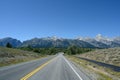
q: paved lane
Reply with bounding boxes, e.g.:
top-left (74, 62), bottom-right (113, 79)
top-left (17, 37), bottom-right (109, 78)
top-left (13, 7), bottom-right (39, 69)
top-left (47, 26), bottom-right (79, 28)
top-left (27, 53), bottom-right (91, 80)
top-left (0, 56), bottom-right (55, 80)
top-left (0, 53), bottom-right (92, 80)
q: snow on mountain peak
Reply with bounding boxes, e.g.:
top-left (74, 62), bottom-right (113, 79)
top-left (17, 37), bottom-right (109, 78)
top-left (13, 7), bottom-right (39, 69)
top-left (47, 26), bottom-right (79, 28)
top-left (95, 34), bottom-right (104, 41)
top-left (51, 36), bottom-right (58, 41)
top-left (114, 37), bottom-right (120, 41)
top-left (42, 36), bottom-right (63, 41)
top-left (76, 37), bottom-right (94, 41)
top-left (95, 34), bottom-right (113, 41)
top-left (77, 34), bottom-right (114, 42)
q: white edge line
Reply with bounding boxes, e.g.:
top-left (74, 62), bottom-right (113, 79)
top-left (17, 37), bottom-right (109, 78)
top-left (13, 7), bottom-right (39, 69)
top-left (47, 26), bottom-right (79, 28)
top-left (63, 56), bottom-right (83, 80)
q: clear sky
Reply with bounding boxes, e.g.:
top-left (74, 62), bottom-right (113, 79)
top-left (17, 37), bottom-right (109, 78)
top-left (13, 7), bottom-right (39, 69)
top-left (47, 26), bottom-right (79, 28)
top-left (0, 0), bottom-right (120, 41)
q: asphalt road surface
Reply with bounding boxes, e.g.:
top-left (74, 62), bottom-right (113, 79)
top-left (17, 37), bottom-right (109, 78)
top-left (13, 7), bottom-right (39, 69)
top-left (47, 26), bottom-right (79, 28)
top-left (0, 53), bottom-right (91, 80)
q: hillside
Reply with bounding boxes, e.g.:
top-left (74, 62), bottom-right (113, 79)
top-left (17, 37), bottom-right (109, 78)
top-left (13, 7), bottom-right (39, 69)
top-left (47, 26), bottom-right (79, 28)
top-left (79, 48), bottom-right (120, 66)
top-left (0, 37), bottom-right (22, 47)
top-left (0, 47), bottom-right (41, 67)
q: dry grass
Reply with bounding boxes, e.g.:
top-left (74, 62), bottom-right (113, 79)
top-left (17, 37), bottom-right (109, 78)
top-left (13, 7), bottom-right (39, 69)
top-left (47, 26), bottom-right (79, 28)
top-left (67, 55), bottom-right (120, 80)
top-left (0, 47), bottom-right (44, 67)
top-left (79, 48), bottom-right (120, 66)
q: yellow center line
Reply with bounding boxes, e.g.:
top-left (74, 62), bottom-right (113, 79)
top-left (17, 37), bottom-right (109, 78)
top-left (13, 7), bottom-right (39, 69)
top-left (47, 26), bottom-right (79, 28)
top-left (20, 57), bottom-right (56, 80)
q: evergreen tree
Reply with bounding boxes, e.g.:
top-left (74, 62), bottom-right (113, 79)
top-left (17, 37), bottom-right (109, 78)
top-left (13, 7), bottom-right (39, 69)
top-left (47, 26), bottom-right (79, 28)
top-left (6, 42), bottom-right (12, 48)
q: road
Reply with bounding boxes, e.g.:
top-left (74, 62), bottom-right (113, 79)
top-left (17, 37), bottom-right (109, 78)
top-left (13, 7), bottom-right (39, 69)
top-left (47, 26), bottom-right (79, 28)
top-left (0, 53), bottom-right (92, 80)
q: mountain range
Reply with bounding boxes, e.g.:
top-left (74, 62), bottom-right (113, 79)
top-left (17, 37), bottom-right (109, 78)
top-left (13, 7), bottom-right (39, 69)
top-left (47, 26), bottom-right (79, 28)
top-left (0, 34), bottom-right (120, 48)
top-left (0, 37), bottom-right (21, 47)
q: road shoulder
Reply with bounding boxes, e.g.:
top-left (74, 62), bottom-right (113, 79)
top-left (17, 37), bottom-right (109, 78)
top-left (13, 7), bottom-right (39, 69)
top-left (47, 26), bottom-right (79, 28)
top-left (66, 55), bottom-right (117, 80)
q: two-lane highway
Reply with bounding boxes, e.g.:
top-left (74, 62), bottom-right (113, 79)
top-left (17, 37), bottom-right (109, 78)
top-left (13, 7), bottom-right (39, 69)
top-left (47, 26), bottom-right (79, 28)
top-left (0, 56), bottom-right (55, 80)
top-left (0, 53), bottom-right (92, 80)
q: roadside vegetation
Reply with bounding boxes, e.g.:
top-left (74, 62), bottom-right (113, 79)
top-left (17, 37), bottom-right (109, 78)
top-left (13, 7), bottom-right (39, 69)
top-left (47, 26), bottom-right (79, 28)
top-left (1, 42), bottom-right (120, 80)
top-left (66, 47), bottom-right (120, 80)
top-left (0, 45), bottom-right (93, 67)
top-left (79, 48), bottom-right (120, 66)
top-left (67, 56), bottom-right (120, 80)
top-left (0, 43), bottom-right (93, 66)
top-left (1, 43), bottom-right (120, 80)
top-left (20, 45), bottom-right (93, 55)
top-left (0, 47), bottom-right (44, 67)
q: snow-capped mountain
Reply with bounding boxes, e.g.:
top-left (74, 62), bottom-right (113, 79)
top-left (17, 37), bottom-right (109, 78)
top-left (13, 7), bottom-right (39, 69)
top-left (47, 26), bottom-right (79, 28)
top-left (41, 36), bottom-right (64, 41)
top-left (95, 34), bottom-right (113, 45)
top-left (0, 37), bottom-right (22, 47)
top-left (95, 34), bottom-right (112, 41)
top-left (77, 34), bottom-right (120, 48)
top-left (1, 34), bottom-right (120, 48)
top-left (113, 37), bottom-right (120, 44)
top-left (22, 37), bottom-right (95, 48)
top-left (77, 36), bottom-right (109, 48)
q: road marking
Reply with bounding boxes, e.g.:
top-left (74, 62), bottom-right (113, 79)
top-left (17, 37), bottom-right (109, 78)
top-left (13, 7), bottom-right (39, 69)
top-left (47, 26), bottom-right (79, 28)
top-left (20, 58), bottom-right (55, 80)
top-left (63, 56), bottom-right (83, 80)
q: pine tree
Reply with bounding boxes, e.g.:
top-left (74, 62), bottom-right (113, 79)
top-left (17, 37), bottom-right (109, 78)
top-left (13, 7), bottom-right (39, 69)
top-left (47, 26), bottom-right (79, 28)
top-left (6, 42), bottom-right (12, 48)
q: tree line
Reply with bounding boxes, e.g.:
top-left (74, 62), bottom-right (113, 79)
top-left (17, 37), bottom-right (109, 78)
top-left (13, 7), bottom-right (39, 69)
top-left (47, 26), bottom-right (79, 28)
top-left (5, 42), bottom-right (92, 55)
top-left (20, 45), bottom-right (92, 55)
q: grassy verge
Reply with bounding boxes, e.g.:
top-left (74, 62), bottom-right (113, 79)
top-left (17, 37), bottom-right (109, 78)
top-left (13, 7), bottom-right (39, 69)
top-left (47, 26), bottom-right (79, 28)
top-left (66, 55), bottom-right (119, 80)
top-left (0, 56), bottom-right (46, 67)
top-left (0, 47), bottom-right (46, 67)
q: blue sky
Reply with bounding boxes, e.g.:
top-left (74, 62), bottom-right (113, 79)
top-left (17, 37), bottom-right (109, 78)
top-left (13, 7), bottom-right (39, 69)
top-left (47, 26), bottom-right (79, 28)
top-left (0, 0), bottom-right (120, 41)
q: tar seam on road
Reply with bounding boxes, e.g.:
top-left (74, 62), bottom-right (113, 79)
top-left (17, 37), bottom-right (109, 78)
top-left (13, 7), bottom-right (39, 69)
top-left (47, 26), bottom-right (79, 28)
top-left (63, 56), bottom-right (83, 80)
top-left (20, 57), bottom-right (56, 80)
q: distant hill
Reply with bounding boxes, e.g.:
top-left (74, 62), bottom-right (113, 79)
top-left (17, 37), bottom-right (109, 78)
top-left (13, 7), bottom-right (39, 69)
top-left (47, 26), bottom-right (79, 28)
top-left (0, 37), bottom-right (22, 47)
